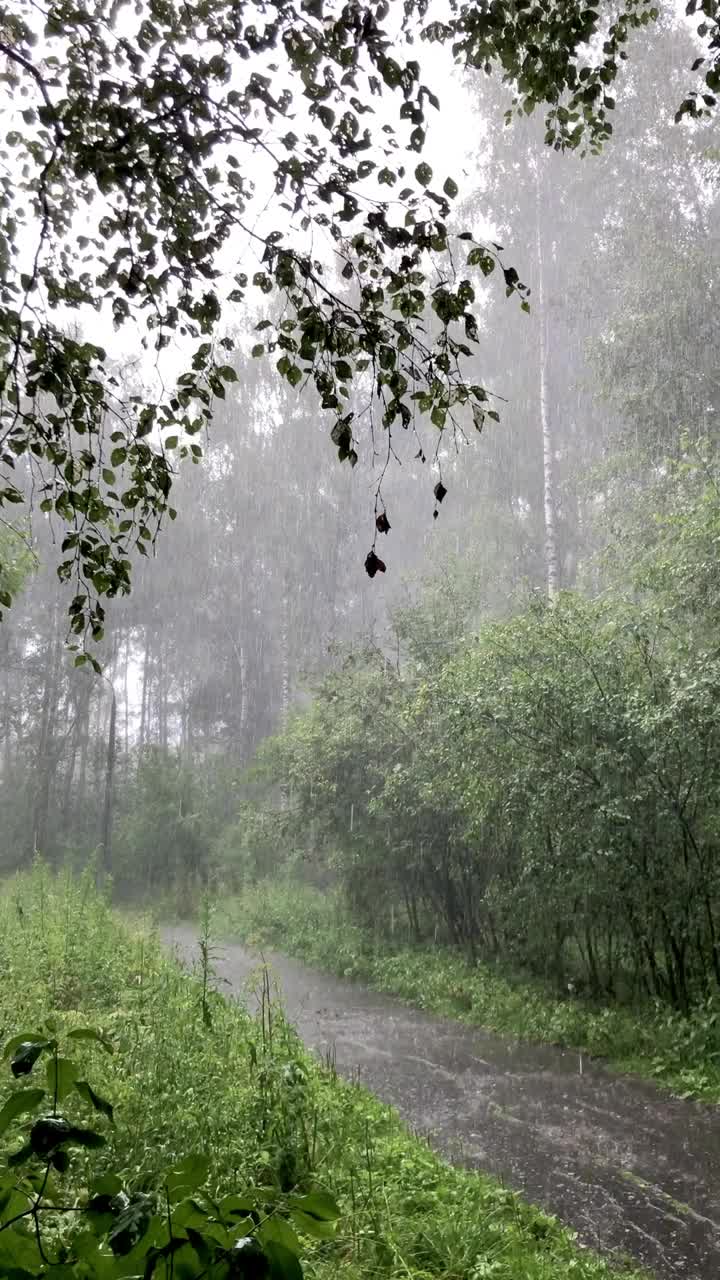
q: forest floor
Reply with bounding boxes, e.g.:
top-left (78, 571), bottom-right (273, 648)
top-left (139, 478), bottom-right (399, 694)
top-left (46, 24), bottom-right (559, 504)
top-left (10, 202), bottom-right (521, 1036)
top-left (215, 880), bottom-right (720, 1105)
top-left (0, 868), bottom-right (644, 1280)
top-left (165, 921), bottom-right (720, 1280)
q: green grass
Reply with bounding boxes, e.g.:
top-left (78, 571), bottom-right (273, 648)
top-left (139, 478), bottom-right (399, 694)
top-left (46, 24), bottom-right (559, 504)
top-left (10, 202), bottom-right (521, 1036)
top-left (0, 865), bottom-right (645, 1280)
top-left (217, 878), bottom-right (720, 1104)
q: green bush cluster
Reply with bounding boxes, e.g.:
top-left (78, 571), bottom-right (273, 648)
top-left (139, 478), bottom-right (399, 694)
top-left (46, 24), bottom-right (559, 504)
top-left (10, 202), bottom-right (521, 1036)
top-left (229, 454), bottom-right (720, 1030)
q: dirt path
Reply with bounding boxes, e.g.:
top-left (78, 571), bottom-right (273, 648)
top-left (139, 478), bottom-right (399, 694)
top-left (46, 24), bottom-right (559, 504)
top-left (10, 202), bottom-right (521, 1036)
top-left (163, 926), bottom-right (720, 1279)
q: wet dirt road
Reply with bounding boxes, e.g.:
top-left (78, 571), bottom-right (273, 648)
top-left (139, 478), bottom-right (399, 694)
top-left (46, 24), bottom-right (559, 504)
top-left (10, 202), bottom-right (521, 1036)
top-left (163, 926), bottom-right (720, 1279)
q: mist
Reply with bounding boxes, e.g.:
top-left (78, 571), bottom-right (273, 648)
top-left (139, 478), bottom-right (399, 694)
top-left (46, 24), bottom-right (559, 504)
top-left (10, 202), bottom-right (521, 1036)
top-left (1, 5), bottom-right (720, 1277)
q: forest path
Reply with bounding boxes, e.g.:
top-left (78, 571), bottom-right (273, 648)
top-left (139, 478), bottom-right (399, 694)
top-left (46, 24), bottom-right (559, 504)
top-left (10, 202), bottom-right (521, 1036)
top-left (163, 925), bottom-right (720, 1280)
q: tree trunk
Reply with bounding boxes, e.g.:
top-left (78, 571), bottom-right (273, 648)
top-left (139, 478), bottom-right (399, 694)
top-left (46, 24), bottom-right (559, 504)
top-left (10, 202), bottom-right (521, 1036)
top-left (98, 683), bottom-right (117, 886)
top-left (32, 616), bottom-right (62, 858)
top-left (534, 156), bottom-right (560, 599)
top-left (139, 627), bottom-right (150, 750)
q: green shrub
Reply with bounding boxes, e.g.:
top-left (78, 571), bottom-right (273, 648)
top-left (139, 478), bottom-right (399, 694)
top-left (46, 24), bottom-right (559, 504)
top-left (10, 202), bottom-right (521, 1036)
top-left (221, 879), bottom-right (720, 1103)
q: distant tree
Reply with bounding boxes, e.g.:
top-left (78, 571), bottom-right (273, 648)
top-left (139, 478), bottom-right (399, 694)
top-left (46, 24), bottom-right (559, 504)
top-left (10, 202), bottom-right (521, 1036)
top-left (0, 0), bottom-right (716, 642)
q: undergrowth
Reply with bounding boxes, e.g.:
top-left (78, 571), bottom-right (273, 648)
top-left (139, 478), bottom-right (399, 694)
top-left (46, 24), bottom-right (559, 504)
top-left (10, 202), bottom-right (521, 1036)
top-left (0, 865), bottom-right (645, 1280)
top-left (218, 879), bottom-right (720, 1104)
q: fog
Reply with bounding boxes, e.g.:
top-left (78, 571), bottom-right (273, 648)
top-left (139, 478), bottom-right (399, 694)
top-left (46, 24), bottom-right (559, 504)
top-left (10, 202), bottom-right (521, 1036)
top-left (0, 5), bottom-right (718, 999)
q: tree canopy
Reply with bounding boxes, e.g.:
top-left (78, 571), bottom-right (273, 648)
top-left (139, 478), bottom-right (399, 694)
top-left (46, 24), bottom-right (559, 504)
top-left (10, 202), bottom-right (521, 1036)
top-left (0, 0), bottom-right (717, 647)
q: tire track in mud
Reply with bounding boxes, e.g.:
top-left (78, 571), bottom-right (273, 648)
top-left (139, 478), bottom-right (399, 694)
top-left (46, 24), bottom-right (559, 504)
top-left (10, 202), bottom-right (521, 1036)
top-left (163, 926), bottom-right (720, 1279)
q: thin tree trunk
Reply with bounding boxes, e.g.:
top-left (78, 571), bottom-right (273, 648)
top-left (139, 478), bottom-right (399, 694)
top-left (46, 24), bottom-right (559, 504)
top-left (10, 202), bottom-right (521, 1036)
top-left (534, 156), bottom-right (560, 599)
top-left (158, 644), bottom-right (168, 750)
top-left (77, 683), bottom-right (91, 806)
top-left (123, 631), bottom-right (130, 756)
top-left (98, 684), bottom-right (117, 886)
top-left (32, 615), bottom-right (62, 858)
top-left (139, 627), bottom-right (150, 750)
top-left (280, 589), bottom-right (290, 729)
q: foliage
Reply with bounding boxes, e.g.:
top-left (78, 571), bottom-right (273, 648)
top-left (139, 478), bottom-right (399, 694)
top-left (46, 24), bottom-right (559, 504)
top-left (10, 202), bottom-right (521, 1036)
top-left (113, 748), bottom-right (222, 898)
top-left (0, 868), bottom-right (643, 1280)
top-left (0, 869), bottom-right (341, 1279)
top-left (0, 521), bottom-right (35, 613)
top-left (0, 2), bottom-right (718, 634)
top-left (224, 449), bottom-right (720, 1025)
top-left (223, 878), bottom-right (720, 1103)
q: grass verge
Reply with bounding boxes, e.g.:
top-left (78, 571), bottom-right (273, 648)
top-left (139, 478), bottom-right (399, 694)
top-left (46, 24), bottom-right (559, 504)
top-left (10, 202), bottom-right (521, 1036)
top-left (0, 865), bottom-right (645, 1280)
top-left (218, 878), bottom-right (720, 1104)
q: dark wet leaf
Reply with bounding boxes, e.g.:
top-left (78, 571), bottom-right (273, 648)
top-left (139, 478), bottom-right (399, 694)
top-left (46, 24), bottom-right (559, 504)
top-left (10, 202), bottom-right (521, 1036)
top-left (29, 1116), bottom-right (72, 1156)
top-left (108, 1192), bottom-right (153, 1256)
top-left (74, 1079), bottom-right (114, 1125)
top-left (364, 550), bottom-right (387, 578)
top-left (229, 1235), bottom-right (270, 1279)
top-left (10, 1042), bottom-right (51, 1078)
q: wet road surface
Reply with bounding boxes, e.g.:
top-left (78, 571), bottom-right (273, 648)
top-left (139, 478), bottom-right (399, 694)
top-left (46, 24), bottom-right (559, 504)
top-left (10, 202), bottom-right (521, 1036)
top-left (163, 926), bottom-right (720, 1279)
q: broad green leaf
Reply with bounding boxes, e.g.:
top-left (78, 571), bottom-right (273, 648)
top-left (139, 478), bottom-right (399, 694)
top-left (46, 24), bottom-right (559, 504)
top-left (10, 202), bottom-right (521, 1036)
top-left (165, 1153), bottom-right (211, 1202)
top-left (46, 1057), bottom-right (79, 1103)
top-left (265, 1238), bottom-right (303, 1280)
top-left (258, 1215), bottom-right (301, 1255)
top-left (0, 1088), bottom-right (45, 1136)
top-left (289, 1191), bottom-right (340, 1223)
top-left (67, 1027), bottom-right (114, 1054)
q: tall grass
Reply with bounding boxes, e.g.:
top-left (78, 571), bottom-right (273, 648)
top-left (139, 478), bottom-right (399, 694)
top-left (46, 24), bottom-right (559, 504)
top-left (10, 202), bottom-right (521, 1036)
top-left (0, 865), bottom-right (646, 1280)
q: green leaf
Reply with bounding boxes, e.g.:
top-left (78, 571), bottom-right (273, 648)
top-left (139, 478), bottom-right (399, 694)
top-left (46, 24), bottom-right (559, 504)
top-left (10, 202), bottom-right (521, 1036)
top-left (74, 1080), bottom-right (114, 1125)
top-left (3, 1033), bottom-right (45, 1061)
top-left (265, 1239), bottom-right (303, 1280)
top-left (289, 1190), bottom-right (340, 1239)
top-left (46, 1057), bottom-right (79, 1103)
top-left (0, 1088), bottom-right (45, 1136)
top-left (67, 1027), bottom-right (114, 1054)
top-left (165, 1153), bottom-right (211, 1203)
top-left (289, 1191), bottom-right (340, 1223)
top-left (414, 162), bottom-right (432, 187)
top-left (165, 436), bottom-right (179, 450)
top-left (110, 447), bottom-right (127, 467)
top-left (258, 1216), bottom-right (301, 1256)
top-left (443, 176), bottom-right (459, 198)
